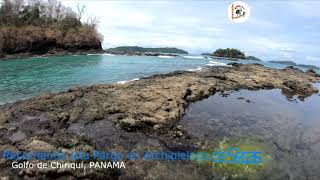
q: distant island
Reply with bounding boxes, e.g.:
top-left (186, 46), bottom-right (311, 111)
top-left (269, 60), bottom-right (320, 70)
top-left (0, 0), bottom-right (103, 60)
top-left (106, 46), bottom-right (188, 55)
top-left (213, 48), bottom-right (245, 59)
top-left (203, 48), bottom-right (260, 61)
top-left (269, 61), bottom-right (296, 66)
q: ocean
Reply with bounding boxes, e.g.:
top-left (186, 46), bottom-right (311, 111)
top-left (0, 54), bottom-right (318, 105)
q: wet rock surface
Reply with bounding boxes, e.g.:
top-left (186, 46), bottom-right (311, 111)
top-left (181, 88), bottom-right (320, 180)
top-left (0, 64), bottom-right (319, 179)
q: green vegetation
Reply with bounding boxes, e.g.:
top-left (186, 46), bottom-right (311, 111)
top-left (106, 46), bottom-right (188, 54)
top-left (213, 48), bottom-right (245, 59)
top-left (0, 0), bottom-right (103, 55)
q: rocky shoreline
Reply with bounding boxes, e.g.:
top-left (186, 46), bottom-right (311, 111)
top-left (0, 64), bottom-right (319, 179)
top-left (0, 49), bottom-right (104, 61)
top-left (0, 50), bottom-right (180, 61)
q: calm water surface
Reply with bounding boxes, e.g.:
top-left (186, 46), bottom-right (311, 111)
top-left (181, 85), bottom-right (320, 179)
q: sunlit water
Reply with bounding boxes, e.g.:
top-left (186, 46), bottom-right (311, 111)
top-left (0, 54), bottom-right (318, 104)
top-left (181, 84), bottom-right (320, 179)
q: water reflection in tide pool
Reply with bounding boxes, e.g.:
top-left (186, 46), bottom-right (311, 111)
top-left (181, 85), bottom-right (320, 179)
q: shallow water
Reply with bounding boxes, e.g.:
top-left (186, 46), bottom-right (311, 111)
top-left (0, 55), bottom-right (209, 104)
top-left (0, 54), bottom-right (318, 105)
top-left (181, 86), bottom-right (320, 179)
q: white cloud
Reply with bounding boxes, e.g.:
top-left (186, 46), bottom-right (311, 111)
top-left (248, 37), bottom-right (296, 52)
top-left (247, 18), bottom-right (279, 29)
top-left (305, 56), bottom-right (320, 65)
top-left (289, 1), bottom-right (320, 18)
top-left (279, 47), bottom-right (296, 52)
top-left (58, 0), bottom-right (320, 64)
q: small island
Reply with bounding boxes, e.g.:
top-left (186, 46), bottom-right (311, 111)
top-left (212, 48), bottom-right (246, 59)
top-left (106, 46), bottom-right (188, 56)
top-left (203, 48), bottom-right (261, 61)
top-left (269, 60), bottom-right (320, 70)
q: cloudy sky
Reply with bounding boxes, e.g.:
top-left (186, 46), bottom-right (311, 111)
top-left (63, 1), bottom-right (317, 65)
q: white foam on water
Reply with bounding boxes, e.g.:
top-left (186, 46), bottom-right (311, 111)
top-left (187, 66), bottom-right (203, 72)
top-left (183, 56), bottom-right (205, 59)
top-left (117, 78), bottom-right (140, 84)
top-left (102, 53), bottom-right (116, 56)
top-left (207, 60), bottom-right (230, 67)
top-left (158, 55), bottom-right (174, 58)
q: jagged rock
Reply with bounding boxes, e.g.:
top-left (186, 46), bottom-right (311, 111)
top-left (227, 62), bottom-right (242, 67)
top-left (9, 131), bottom-right (26, 143)
top-left (306, 69), bottom-right (320, 77)
top-left (0, 112), bottom-right (12, 124)
top-left (26, 140), bottom-right (56, 151)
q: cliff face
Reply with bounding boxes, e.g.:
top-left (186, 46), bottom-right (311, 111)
top-left (0, 26), bottom-right (102, 56)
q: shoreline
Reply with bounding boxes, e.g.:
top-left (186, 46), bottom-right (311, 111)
top-left (0, 64), bottom-right (320, 178)
top-left (0, 49), bottom-right (104, 61)
top-left (1, 64), bottom-right (319, 129)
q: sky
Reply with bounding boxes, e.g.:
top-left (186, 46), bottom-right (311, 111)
top-left (6, 0), bottom-right (320, 65)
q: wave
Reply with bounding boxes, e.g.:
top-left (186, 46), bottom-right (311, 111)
top-left (117, 78), bottom-right (140, 84)
top-left (158, 55), bottom-right (174, 58)
top-left (187, 66), bottom-right (202, 72)
top-left (207, 61), bottom-right (230, 67)
top-left (102, 53), bottom-right (116, 56)
top-left (183, 56), bottom-right (205, 59)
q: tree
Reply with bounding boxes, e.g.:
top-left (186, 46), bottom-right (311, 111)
top-left (213, 48), bottom-right (245, 59)
top-left (76, 4), bottom-right (85, 21)
top-left (59, 15), bottom-right (82, 31)
top-left (86, 16), bottom-right (98, 28)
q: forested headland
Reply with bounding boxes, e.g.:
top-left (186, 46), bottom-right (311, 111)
top-left (0, 0), bottom-right (103, 58)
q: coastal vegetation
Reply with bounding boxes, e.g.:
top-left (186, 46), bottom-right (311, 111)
top-left (212, 48), bottom-right (245, 59)
top-left (206, 48), bottom-right (260, 61)
top-left (106, 46), bottom-right (188, 54)
top-left (0, 0), bottom-right (103, 57)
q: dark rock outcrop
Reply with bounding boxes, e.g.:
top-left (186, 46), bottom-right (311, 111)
top-left (2, 38), bottom-right (102, 57)
top-left (306, 69), bottom-right (320, 77)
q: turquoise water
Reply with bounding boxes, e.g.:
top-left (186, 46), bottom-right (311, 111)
top-left (0, 54), bottom-right (317, 104)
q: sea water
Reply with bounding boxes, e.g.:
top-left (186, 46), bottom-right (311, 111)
top-left (181, 88), bottom-right (320, 178)
top-left (0, 54), bottom-right (318, 104)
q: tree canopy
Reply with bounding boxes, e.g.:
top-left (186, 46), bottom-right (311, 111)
top-left (213, 48), bottom-right (245, 59)
top-left (0, 0), bottom-right (96, 30)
